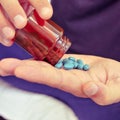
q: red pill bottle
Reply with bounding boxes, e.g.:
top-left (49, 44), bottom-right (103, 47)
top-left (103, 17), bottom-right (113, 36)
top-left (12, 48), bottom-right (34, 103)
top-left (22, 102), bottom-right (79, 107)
top-left (14, 10), bottom-right (71, 65)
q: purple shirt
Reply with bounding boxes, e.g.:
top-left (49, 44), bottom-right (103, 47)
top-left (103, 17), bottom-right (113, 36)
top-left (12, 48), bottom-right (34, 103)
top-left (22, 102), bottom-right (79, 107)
top-left (0, 0), bottom-right (120, 120)
top-left (51, 0), bottom-right (120, 61)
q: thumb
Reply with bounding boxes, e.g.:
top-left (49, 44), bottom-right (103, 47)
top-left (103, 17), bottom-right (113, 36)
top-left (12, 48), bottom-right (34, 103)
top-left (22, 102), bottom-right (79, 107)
top-left (82, 81), bottom-right (120, 105)
top-left (29, 0), bottom-right (53, 19)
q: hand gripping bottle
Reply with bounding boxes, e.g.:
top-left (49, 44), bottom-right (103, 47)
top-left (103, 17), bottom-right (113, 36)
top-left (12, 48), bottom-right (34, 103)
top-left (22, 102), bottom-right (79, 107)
top-left (14, 10), bottom-right (71, 65)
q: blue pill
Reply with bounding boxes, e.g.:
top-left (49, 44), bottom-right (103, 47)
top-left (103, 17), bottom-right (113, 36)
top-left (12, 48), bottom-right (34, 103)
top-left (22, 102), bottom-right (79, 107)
top-left (83, 64), bottom-right (90, 71)
top-left (77, 59), bottom-right (84, 64)
top-left (63, 63), bottom-right (74, 70)
top-left (55, 62), bottom-right (63, 69)
top-left (67, 59), bottom-right (75, 64)
top-left (68, 57), bottom-right (76, 62)
top-left (63, 58), bottom-right (69, 64)
top-left (77, 63), bottom-right (84, 70)
top-left (63, 58), bottom-right (75, 65)
top-left (58, 59), bottom-right (63, 63)
top-left (73, 62), bottom-right (78, 68)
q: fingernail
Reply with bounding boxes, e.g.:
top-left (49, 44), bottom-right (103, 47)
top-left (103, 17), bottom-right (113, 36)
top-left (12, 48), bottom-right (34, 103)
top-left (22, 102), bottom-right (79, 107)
top-left (1, 39), bottom-right (13, 46)
top-left (41, 7), bottom-right (51, 19)
top-left (2, 27), bottom-right (15, 39)
top-left (0, 69), bottom-right (11, 76)
top-left (84, 83), bottom-right (99, 96)
top-left (14, 15), bottom-right (27, 28)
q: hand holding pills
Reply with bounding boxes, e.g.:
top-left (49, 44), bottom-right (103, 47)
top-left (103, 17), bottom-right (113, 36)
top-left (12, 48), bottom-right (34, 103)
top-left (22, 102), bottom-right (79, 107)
top-left (0, 54), bottom-right (120, 106)
top-left (0, 0), bottom-right (53, 46)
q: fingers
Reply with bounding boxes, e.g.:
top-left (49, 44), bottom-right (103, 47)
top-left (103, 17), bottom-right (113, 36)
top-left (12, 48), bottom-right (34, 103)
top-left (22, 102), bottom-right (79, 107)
top-left (0, 0), bottom-right (52, 46)
top-left (0, 9), bottom-right (15, 46)
top-left (0, 0), bottom-right (27, 46)
top-left (82, 81), bottom-right (120, 105)
top-left (0, 58), bottom-right (89, 97)
top-left (0, 58), bottom-right (21, 75)
top-left (14, 60), bottom-right (87, 97)
top-left (0, 0), bottom-right (27, 29)
top-left (28, 0), bottom-right (53, 19)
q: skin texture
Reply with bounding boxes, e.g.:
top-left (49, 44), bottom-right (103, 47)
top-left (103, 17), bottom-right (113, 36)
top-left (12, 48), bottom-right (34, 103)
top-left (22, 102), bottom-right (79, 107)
top-left (0, 54), bottom-right (120, 106)
top-left (0, 0), bottom-right (53, 46)
top-left (0, 0), bottom-right (120, 106)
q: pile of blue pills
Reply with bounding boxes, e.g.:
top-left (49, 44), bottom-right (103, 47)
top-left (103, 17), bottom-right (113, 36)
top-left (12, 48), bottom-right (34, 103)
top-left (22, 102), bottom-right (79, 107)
top-left (55, 57), bottom-right (90, 71)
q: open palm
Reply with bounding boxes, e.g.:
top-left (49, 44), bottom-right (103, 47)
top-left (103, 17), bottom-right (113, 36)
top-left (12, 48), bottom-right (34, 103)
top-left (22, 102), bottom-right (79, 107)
top-left (0, 54), bottom-right (120, 105)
